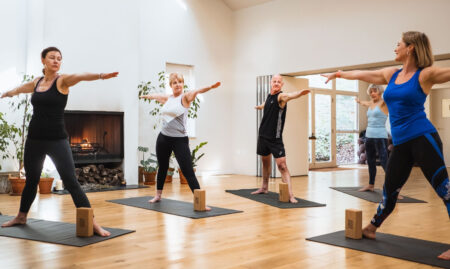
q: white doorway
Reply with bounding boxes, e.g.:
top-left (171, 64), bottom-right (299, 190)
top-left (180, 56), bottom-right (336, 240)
top-left (430, 85), bottom-right (450, 165)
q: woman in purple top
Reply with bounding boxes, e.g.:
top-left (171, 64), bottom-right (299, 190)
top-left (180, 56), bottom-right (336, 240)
top-left (323, 31), bottom-right (450, 260)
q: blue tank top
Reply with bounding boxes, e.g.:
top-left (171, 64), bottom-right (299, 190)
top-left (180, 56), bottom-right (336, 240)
top-left (366, 105), bottom-right (388, 139)
top-left (383, 68), bottom-right (436, 145)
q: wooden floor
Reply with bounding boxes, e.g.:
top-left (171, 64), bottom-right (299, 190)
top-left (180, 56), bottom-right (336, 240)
top-left (0, 166), bottom-right (449, 268)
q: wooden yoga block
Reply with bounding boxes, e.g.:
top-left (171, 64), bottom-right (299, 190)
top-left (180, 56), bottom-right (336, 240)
top-left (345, 209), bottom-right (362, 239)
top-left (194, 189), bottom-right (206, 211)
top-left (279, 182), bottom-right (290, 202)
top-left (76, 207), bottom-right (94, 237)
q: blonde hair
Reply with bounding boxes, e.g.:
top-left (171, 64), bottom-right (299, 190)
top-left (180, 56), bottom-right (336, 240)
top-left (169, 73), bottom-right (184, 86)
top-left (366, 84), bottom-right (384, 96)
top-left (402, 31), bottom-right (434, 68)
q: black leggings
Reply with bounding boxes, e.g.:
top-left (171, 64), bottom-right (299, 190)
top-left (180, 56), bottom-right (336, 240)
top-left (371, 133), bottom-right (450, 227)
top-left (365, 138), bottom-right (388, 185)
top-left (20, 138), bottom-right (90, 213)
top-left (156, 133), bottom-right (200, 192)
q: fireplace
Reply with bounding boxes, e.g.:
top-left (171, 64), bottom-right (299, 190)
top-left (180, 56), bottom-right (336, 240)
top-left (64, 110), bottom-right (124, 165)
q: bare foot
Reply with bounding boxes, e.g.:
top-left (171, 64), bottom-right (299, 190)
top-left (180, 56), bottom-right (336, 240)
top-left (93, 222), bottom-right (111, 237)
top-left (438, 249), bottom-right (450, 260)
top-left (289, 196), bottom-right (298, 203)
top-left (1, 216), bottom-right (27, 227)
top-left (358, 185), bottom-right (374, 192)
top-left (251, 188), bottom-right (268, 194)
top-left (149, 196), bottom-right (161, 203)
top-left (362, 223), bottom-right (377, 239)
top-left (205, 206), bottom-right (211, 211)
top-left (398, 195), bottom-right (404, 200)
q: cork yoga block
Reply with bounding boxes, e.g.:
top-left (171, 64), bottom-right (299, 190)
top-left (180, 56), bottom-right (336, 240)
top-left (279, 183), bottom-right (290, 202)
top-left (76, 207), bottom-right (94, 237)
top-left (345, 209), bottom-right (362, 239)
top-left (194, 189), bottom-right (206, 211)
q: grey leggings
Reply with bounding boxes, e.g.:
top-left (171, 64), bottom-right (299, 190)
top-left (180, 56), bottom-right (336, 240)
top-left (20, 138), bottom-right (90, 213)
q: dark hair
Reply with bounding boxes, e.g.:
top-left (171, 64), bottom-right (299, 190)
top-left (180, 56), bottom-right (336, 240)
top-left (41, 47), bottom-right (62, 74)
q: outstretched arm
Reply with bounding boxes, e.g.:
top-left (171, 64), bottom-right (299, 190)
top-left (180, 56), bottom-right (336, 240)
top-left (183, 82), bottom-right (221, 106)
top-left (139, 93), bottom-right (169, 104)
top-left (60, 72), bottom-right (119, 88)
top-left (279, 89), bottom-right (310, 107)
top-left (255, 102), bottom-right (265, 110)
top-left (356, 98), bottom-right (371, 107)
top-left (420, 66), bottom-right (450, 94)
top-left (321, 67), bottom-right (398, 85)
top-left (1, 79), bottom-right (38, 98)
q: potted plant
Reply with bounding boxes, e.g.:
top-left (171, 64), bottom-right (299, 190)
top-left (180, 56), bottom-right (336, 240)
top-left (141, 153), bottom-right (158, 185)
top-left (137, 146), bottom-right (149, 185)
top-left (3, 75), bottom-right (34, 195)
top-left (165, 153), bottom-right (176, 183)
top-left (178, 142), bottom-right (208, 184)
top-left (0, 112), bottom-right (19, 193)
top-left (38, 171), bottom-right (54, 194)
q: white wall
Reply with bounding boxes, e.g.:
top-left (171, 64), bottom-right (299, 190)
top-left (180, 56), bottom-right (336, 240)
top-left (138, 0), bottom-right (234, 176)
top-left (231, 0), bottom-right (450, 175)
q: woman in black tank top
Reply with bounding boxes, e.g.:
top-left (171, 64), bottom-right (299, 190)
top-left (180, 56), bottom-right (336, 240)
top-left (1, 47), bottom-right (118, 237)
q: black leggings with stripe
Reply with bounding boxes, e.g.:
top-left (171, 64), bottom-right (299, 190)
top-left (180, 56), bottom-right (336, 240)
top-left (371, 132), bottom-right (450, 227)
top-left (156, 133), bottom-right (200, 192)
top-left (20, 138), bottom-right (91, 213)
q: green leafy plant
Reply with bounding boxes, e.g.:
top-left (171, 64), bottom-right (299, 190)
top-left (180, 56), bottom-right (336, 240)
top-left (138, 146), bottom-right (149, 164)
top-left (140, 152), bottom-right (158, 173)
top-left (137, 71), bottom-right (201, 129)
top-left (0, 74), bottom-right (34, 175)
top-left (191, 141), bottom-right (207, 168)
top-left (0, 112), bottom-right (16, 170)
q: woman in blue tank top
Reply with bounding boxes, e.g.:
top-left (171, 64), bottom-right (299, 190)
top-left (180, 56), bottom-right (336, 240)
top-left (323, 31), bottom-right (450, 260)
top-left (356, 84), bottom-right (389, 192)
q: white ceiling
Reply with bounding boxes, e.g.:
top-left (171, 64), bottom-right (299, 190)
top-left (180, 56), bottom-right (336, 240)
top-left (222, 0), bottom-right (274, 11)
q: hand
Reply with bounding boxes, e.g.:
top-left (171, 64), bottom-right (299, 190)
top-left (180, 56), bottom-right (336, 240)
top-left (355, 98), bottom-right (361, 104)
top-left (321, 72), bottom-right (337, 84)
top-left (210, 82), bottom-right (221, 89)
top-left (1, 91), bottom-right (11, 98)
top-left (300, 89), bottom-right (311, 96)
top-left (101, 72), bottom-right (119, 80)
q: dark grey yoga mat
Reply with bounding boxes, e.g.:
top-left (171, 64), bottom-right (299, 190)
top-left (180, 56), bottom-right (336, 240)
top-left (0, 215), bottom-right (134, 247)
top-left (52, 184), bottom-right (148, 195)
top-left (225, 189), bottom-right (325, 208)
top-left (330, 187), bottom-right (426, 203)
top-left (107, 196), bottom-right (243, 219)
top-left (307, 230), bottom-right (450, 268)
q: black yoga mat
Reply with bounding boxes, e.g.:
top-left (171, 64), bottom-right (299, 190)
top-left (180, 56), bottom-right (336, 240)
top-left (0, 215), bottom-right (134, 247)
top-left (225, 189), bottom-right (325, 208)
top-left (107, 196), bottom-right (242, 219)
top-left (52, 184), bottom-right (148, 195)
top-left (307, 230), bottom-right (450, 268)
top-left (330, 187), bottom-right (426, 203)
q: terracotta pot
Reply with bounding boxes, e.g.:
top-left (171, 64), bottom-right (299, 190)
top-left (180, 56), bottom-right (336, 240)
top-left (38, 177), bottom-right (54, 194)
top-left (9, 176), bottom-right (26, 196)
top-left (138, 166), bottom-right (144, 185)
top-left (165, 168), bottom-right (174, 183)
top-left (178, 168), bottom-right (196, 184)
top-left (143, 171), bottom-right (156, 185)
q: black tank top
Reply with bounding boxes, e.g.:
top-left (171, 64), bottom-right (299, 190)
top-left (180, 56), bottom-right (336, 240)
top-left (28, 76), bottom-right (68, 140)
top-left (258, 92), bottom-right (286, 140)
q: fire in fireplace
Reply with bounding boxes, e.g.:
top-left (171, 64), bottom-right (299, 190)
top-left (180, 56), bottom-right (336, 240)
top-left (64, 111), bottom-right (124, 165)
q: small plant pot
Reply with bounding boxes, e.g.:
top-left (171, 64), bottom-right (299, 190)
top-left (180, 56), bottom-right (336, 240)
top-left (9, 176), bottom-right (26, 196)
top-left (165, 168), bottom-right (174, 183)
top-left (178, 168), bottom-right (196, 184)
top-left (138, 166), bottom-right (144, 185)
top-left (38, 177), bottom-right (54, 194)
top-left (143, 171), bottom-right (156, 185)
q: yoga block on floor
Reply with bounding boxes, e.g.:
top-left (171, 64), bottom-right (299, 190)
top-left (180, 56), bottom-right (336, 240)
top-left (279, 183), bottom-right (289, 202)
top-left (76, 207), bottom-right (93, 237)
top-left (345, 209), bottom-right (362, 239)
top-left (194, 189), bottom-right (206, 211)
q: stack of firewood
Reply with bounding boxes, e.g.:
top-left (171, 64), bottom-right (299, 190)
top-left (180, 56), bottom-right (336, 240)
top-left (75, 164), bottom-right (124, 186)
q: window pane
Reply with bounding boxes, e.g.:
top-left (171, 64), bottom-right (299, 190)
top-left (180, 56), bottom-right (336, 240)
top-left (315, 94), bottom-right (331, 162)
top-left (336, 78), bottom-right (358, 92)
top-left (336, 95), bottom-right (357, 131)
top-left (298, 75), bottom-right (332, 89)
top-left (337, 133), bottom-right (358, 164)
